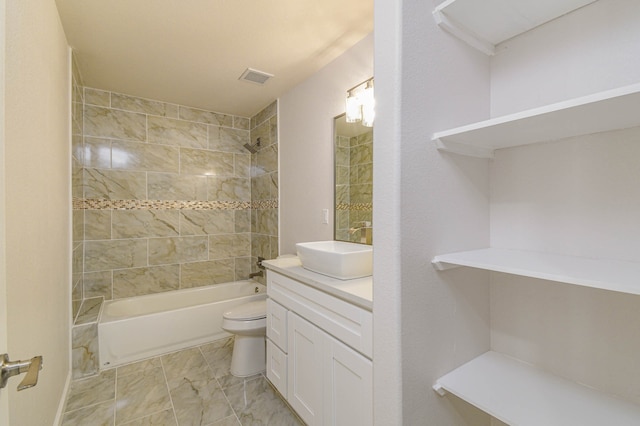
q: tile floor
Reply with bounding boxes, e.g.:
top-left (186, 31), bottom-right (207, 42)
top-left (61, 337), bottom-right (303, 426)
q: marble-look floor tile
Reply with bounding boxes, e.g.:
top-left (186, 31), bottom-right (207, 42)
top-left (115, 366), bottom-right (172, 424)
top-left (65, 369), bottom-right (115, 412)
top-left (208, 415), bottom-right (242, 426)
top-left (161, 347), bottom-right (210, 381)
top-left (118, 409), bottom-right (177, 425)
top-left (224, 376), bottom-right (303, 426)
top-left (62, 400), bottom-right (115, 426)
top-left (200, 337), bottom-right (234, 379)
top-left (168, 369), bottom-right (234, 426)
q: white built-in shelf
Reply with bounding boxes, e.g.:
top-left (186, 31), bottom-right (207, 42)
top-left (432, 247), bottom-right (640, 296)
top-left (432, 83), bottom-right (640, 158)
top-left (433, 0), bottom-right (597, 55)
top-left (433, 351), bottom-right (640, 425)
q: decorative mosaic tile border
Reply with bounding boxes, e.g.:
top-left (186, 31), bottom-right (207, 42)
top-left (336, 203), bottom-right (373, 211)
top-left (73, 198), bottom-right (278, 210)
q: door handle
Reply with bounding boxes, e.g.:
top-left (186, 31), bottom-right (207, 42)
top-left (0, 353), bottom-right (43, 391)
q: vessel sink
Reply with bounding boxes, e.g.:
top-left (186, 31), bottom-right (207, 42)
top-left (296, 241), bottom-right (373, 280)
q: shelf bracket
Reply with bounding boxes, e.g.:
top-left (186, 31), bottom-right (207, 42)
top-left (433, 382), bottom-right (447, 397)
top-left (432, 8), bottom-right (495, 56)
top-left (433, 139), bottom-right (494, 159)
top-left (432, 257), bottom-right (462, 271)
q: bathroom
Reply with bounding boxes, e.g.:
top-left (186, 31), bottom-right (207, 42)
top-left (4, 0), bottom-right (640, 425)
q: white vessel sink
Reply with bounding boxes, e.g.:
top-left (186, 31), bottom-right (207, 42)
top-left (296, 241), bottom-right (373, 280)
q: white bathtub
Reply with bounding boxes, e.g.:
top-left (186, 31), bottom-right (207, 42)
top-left (98, 280), bottom-right (266, 368)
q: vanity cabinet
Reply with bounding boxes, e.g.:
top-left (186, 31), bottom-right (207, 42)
top-left (265, 269), bottom-right (373, 426)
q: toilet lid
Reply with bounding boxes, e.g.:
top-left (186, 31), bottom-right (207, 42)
top-left (223, 299), bottom-right (266, 320)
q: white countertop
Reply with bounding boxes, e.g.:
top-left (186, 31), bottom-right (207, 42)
top-left (262, 256), bottom-right (373, 311)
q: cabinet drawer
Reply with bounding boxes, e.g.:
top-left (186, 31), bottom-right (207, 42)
top-left (266, 339), bottom-right (288, 398)
top-left (268, 271), bottom-right (373, 359)
top-left (266, 298), bottom-right (288, 352)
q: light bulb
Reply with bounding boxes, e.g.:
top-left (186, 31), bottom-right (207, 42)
top-left (345, 91), bottom-right (362, 123)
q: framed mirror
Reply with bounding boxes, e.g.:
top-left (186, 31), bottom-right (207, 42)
top-left (334, 113), bottom-right (373, 245)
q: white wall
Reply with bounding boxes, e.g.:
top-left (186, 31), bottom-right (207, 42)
top-left (489, 0), bottom-right (640, 407)
top-left (278, 33), bottom-right (373, 255)
top-left (374, 0), bottom-right (492, 424)
top-left (4, 0), bottom-right (71, 424)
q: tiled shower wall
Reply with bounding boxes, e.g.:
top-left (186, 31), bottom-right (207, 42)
top-left (71, 72), bottom-right (278, 377)
top-left (335, 130), bottom-right (373, 243)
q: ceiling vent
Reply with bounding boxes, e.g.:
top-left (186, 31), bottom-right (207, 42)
top-left (239, 68), bottom-right (274, 85)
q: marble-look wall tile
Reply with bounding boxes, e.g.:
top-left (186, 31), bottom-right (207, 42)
top-left (234, 210), bottom-right (251, 233)
top-left (350, 183), bottom-right (372, 203)
top-left (84, 169), bottom-right (147, 200)
top-left (72, 323), bottom-right (99, 379)
top-left (112, 141), bottom-right (180, 173)
top-left (233, 116), bottom-right (250, 130)
top-left (250, 122), bottom-right (270, 149)
top-left (84, 88), bottom-right (110, 107)
top-left (251, 101), bottom-right (277, 129)
top-left (72, 157), bottom-right (84, 199)
top-left (112, 210), bottom-right (179, 239)
top-left (270, 235), bottom-right (279, 259)
top-left (83, 137), bottom-right (112, 169)
top-left (75, 297), bottom-right (103, 325)
top-left (111, 93), bottom-right (178, 118)
top-left (84, 270), bottom-right (113, 300)
top-left (179, 106), bottom-right (232, 127)
top-left (73, 242), bottom-right (84, 277)
top-left (147, 116), bottom-right (207, 149)
top-left (209, 127), bottom-right (250, 153)
top-left (147, 173), bottom-right (207, 201)
top-left (180, 259), bottom-right (235, 288)
top-left (251, 234), bottom-right (271, 262)
top-left (234, 257), bottom-right (251, 280)
top-left (113, 265), bottom-right (180, 299)
top-left (251, 174), bottom-right (271, 201)
top-left (269, 114), bottom-right (278, 145)
top-left (350, 142), bottom-right (373, 166)
top-left (255, 209), bottom-right (278, 235)
top-left (148, 236), bottom-right (208, 265)
top-left (208, 177), bottom-right (250, 202)
top-left (336, 165), bottom-right (349, 185)
top-left (84, 105), bottom-right (146, 141)
top-left (85, 239), bottom-right (148, 272)
top-left (256, 144), bottom-right (278, 175)
top-left (209, 233), bottom-right (250, 259)
top-left (180, 148), bottom-right (234, 176)
top-left (84, 210), bottom-right (111, 240)
top-left (179, 210), bottom-right (235, 235)
top-left (234, 153), bottom-right (251, 178)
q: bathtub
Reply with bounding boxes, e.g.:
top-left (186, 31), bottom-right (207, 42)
top-left (98, 280), bottom-right (266, 368)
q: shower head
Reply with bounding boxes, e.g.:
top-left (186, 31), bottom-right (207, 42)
top-left (243, 137), bottom-right (261, 154)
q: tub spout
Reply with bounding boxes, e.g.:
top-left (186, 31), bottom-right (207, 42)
top-left (249, 270), bottom-right (264, 279)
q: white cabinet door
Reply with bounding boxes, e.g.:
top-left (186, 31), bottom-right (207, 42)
top-left (266, 339), bottom-right (288, 398)
top-left (324, 335), bottom-right (373, 426)
top-left (287, 312), bottom-right (325, 426)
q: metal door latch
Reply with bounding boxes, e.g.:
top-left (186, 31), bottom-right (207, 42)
top-left (0, 353), bottom-right (43, 391)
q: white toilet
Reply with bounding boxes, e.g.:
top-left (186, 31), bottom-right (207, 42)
top-left (221, 298), bottom-right (267, 377)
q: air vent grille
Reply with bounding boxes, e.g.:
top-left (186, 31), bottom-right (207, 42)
top-left (239, 68), bottom-right (273, 85)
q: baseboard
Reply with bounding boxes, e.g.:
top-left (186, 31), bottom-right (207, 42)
top-left (52, 370), bottom-right (71, 426)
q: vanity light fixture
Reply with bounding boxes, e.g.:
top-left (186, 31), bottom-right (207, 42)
top-left (345, 77), bottom-right (374, 126)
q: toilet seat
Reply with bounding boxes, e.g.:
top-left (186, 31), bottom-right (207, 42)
top-left (223, 299), bottom-right (266, 321)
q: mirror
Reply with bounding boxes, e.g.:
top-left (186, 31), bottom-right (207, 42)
top-left (334, 114), bottom-right (373, 245)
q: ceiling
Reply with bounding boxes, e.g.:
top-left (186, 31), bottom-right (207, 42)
top-left (55, 0), bottom-right (373, 118)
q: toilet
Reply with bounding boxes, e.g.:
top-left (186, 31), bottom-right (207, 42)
top-left (221, 298), bottom-right (267, 377)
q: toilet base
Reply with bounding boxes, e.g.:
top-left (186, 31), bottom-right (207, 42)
top-left (230, 335), bottom-right (266, 377)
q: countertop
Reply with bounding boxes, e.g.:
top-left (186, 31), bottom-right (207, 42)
top-left (262, 256), bottom-right (373, 311)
